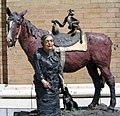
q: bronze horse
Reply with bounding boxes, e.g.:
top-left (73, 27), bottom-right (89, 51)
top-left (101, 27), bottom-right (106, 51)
top-left (6, 8), bottom-right (116, 110)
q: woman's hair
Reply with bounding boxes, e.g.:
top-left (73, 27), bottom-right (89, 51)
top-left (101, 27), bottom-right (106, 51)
top-left (41, 34), bottom-right (53, 46)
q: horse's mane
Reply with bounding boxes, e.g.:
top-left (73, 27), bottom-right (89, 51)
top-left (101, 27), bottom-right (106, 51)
top-left (25, 19), bottom-right (49, 39)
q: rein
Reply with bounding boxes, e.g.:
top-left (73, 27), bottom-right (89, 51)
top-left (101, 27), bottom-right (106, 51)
top-left (16, 24), bottom-right (22, 39)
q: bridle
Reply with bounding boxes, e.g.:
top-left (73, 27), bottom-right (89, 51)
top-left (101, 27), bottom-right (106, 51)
top-left (16, 24), bottom-right (22, 39)
top-left (6, 8), bottom-right (28, 47)
top-left (7, 18), bottom-right (23, 46)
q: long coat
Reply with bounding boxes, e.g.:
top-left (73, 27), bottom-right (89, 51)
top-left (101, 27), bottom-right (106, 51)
top-left (33, 48), bottom-right (63, 116)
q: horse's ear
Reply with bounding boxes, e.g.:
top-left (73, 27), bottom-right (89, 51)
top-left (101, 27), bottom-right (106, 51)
top-left (6, 7), bottom-right (12, 16)
top-left (20, 10), bottom-right (27, 17)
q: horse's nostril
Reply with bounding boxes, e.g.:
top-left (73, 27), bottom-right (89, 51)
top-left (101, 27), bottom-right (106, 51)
top-left (6, 37), bottom-right (10, 42)
top-left (6, 37), bottom-right (14, 47)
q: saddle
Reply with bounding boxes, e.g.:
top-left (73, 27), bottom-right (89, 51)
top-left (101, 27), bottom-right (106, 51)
top-left (53, 32), bottom-right (87, 52)
top-left (52, 32), bottom-right (80, 47)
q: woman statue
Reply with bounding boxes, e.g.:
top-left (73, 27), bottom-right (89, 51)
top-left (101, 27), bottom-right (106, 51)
top-left (33, 34), bottom-right (64, 116)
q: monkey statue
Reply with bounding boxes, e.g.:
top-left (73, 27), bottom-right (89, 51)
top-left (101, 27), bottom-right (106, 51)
top-left (52, 9), bottom-right (83, 43)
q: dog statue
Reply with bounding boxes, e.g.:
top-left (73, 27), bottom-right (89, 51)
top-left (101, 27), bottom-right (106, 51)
top-left (62, 86), bottom-right (79, 111)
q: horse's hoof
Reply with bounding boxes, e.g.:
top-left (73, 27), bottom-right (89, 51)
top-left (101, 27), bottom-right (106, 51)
top-left (71, 33), bottom-right (76, 36)
top-left (107, 106), bottom-right (114, 113)
top-left (88, 103), bottom-right (95, 109)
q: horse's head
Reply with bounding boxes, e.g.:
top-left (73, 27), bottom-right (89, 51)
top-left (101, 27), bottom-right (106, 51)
top-left (6, 7), bottom-right (27, 47)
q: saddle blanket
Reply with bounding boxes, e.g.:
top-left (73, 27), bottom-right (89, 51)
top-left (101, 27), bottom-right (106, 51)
top-left (53, 32), bottom-right (87, 52)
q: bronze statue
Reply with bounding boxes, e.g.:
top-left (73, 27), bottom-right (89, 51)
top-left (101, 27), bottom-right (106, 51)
top-left (33, 34), bottom-right (63, 116)
top-left (62, 86), bottom-right (79, 111)
top-left (52, 9), bottom-right (83, 43)
top-left (6, 8), bottom-right (116, 112)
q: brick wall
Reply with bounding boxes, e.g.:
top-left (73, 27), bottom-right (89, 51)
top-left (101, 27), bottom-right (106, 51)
top-left (0, 0), bottom-right (119, 84)
top-left (0, 0), bottom-right (7, 84)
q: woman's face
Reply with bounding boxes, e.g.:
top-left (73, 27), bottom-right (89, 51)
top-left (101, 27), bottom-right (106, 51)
top-left (43, 36), bottom-right (54, 52)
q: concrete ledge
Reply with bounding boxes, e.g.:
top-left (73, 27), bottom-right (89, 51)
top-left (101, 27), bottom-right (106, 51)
top-left (0, 83), bottom-right (120, 98)
top-left (67, 83), bottom-right (120, 97)
top-left (0, 83), bottom-right (120, 109)
top-left (0, 84), bottom-right (34, 98)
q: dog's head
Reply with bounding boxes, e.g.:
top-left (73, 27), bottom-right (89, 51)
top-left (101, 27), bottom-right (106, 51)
top-left (62, 87), bottom-right (69, 95)
top-left (65, 87), bottom-right (69, 92)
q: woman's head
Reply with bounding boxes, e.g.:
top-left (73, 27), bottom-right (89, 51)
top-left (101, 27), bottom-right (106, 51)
top-left (41, 34), bottom-right (54, 52)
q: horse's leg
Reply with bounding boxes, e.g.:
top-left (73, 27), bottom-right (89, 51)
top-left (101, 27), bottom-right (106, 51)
top-left (86, 61), bottom-right (103, 108)
top-left (100, 67), bottom-right (116, 110)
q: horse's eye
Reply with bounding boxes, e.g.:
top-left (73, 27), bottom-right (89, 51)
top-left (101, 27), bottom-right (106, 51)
top-left (15, 20), bottom-right (21, 26)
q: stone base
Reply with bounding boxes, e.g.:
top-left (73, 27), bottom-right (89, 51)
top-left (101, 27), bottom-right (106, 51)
top-left (14, 111), bottom-right (37, 116)
top-left (61, 104), bottom-right (120, 116)
top-left (13, 104), bottom-right (120, 116)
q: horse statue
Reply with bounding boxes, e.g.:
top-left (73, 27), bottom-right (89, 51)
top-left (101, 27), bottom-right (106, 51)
top-left (6, 8), bottom-right (116, 111)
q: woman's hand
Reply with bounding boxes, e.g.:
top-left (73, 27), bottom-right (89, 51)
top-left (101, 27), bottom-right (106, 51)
top-left (41, 79), bottom-right (51, 89)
